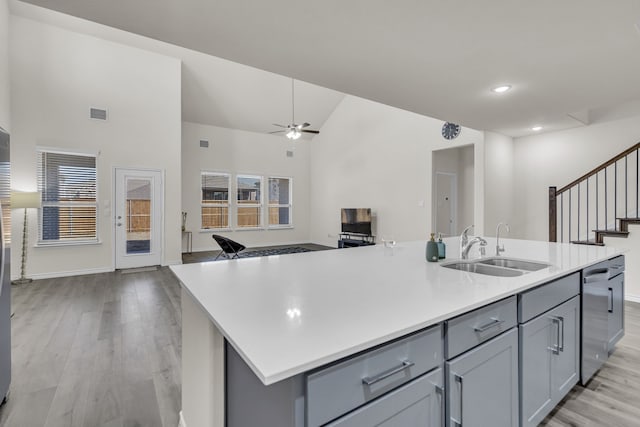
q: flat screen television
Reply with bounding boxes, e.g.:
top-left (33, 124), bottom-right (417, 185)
top-left (341, 208), bottom-right (372, 236)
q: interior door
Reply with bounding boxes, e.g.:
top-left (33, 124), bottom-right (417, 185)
top-left (435, 172), bottom-right (456, 236)
top-left (115, 168), bottom-right (163, 269)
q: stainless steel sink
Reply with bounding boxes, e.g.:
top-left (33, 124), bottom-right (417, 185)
top-left (441, 261), bottom-right (525, 277)
top-left (476, 257), bottom-right (550, 272)
top-left (441, 257), bottom-right (551, 277)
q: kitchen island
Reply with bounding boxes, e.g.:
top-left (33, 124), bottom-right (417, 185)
top-left (170, 238), bottom-right (624, 427)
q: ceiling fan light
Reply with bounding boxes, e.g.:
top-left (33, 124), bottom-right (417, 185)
top-left (286, 128), bottom-right (302, 140)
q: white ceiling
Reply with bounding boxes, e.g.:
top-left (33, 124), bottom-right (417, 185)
top-left (11, 1), bottom-right (346, 138)
top-left (14, 0), bottom-right (640, 137)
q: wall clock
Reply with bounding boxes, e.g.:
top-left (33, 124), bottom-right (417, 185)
top-left (442, 122), bottom-right (461, 140)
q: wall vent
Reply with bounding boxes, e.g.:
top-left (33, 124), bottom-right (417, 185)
top-left (90, 108), bottom-right (107, 120)
top-left (286, 150), bottom-right (294, 158)
top-left (200, 140), bottom-right (209, 148)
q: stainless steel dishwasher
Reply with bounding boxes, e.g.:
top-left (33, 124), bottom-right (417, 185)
top-left (581, 260), bottom-right (610, 385)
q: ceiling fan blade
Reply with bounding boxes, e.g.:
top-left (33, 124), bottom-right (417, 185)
top-left (269, 130), bottom-right (285, 134)
top-left (301, 130), bottom-right (320, 134)
top-left (301, 122), bottom-right (311, 128)
top-left (272, 123), bottom-right (287, 128)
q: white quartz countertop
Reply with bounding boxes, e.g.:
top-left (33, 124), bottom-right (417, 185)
top-left (170, 238), bottom-right (623, 385)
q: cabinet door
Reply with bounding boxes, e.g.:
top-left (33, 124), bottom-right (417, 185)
top-left (519, 314), bottom-right (554, 427)
top-left (551, 296), bottom-right (580, 399)
top-left (608, 274), bottom-right (624, 352)
top-left (520, 296), bottom-right (580, 427)
top-left (446, 328), bottom-right (519, 427)
top-left (326, 368), bottom-right (444, 427)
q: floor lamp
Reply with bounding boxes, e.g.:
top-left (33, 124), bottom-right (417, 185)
top-left (11, 191), bottom-right (41, 285)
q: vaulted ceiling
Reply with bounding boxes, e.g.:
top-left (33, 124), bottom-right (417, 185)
top-left (15, 0), bottom-right (640, 137)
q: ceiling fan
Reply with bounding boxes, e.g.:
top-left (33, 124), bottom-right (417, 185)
top-left (270, 79), bottom-right (320, 140)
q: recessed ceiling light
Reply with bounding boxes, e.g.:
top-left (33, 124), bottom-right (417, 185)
top-left (492, 85), bottom-right (512, 93)
top-left (531, 126), bottom-right (542, 131)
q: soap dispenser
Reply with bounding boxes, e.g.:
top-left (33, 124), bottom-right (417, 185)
top-left (437, 233), bottom-right (446, 259)
top-left (426, 233), bottom-right (439, 262)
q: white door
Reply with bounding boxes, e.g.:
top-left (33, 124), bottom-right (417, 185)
top-left (115, 168), bottom-right (163, 269)
top-left (435, 172), bottom-right (457, 236)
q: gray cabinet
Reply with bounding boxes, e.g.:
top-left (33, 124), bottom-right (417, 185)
top-left (608, 272), bottom-right (624, 352)
top-left (520, 295), bottom-right (580, 427)
top-left (446, 328), bottom-right (519, 427)
top-left (326, 368), bottom-right (444, 427)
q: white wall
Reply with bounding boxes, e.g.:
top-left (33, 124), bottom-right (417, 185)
top-left (10, 15), bottom-right (182, 278)
top-left (513, 115), bottom-right (640, 241)
top-left (484, 131), bottom-right (515, 236)
top-left (309, 95), bottom-right (484, 247)
top-left (0, 0), bottom-right (9, 130)
top-left (182, 121), bottom-right (311, 252)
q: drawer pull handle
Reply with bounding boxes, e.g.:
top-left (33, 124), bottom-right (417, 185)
top-left (473, 317), bottom-right (504, 333)
top-left (362, 360), bottom-right (414, 386)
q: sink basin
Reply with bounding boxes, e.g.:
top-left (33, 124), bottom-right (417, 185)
top-left (476, 257), bottom-right (550, 272)
top-left (441, 262), bottom-right (525, 277)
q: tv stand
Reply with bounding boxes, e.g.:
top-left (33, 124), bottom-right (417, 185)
top-left (338, 233), bottom-right (375, 248)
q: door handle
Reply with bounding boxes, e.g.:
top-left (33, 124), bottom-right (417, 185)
top-left (451, 373), bottom-right (463, 427)
top-left (548, 317), bottom-right (561, 354)
top-left (117, 222), bottom-right (123, 227)
top-left (608, 287), bottom-right (614, 313)
top-left (435, 384), bottom-right (445, 427)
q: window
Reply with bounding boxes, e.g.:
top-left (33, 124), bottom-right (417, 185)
top-left (268, 177), bottom-right (292, 227)
top-left (37, 150), bottom-right (98, 243)
top-left (237, 175), bottom-right (262, 228)
top-left (201, 172), bottom-right (230, 229)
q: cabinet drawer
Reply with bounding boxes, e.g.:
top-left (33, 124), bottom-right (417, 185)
top-left (446, 296), bottom-right (517, 359)
top-left (325, 368), bottom-right (443, 427)
top-left (518, 272), bottom-right (580, 323)
top-left (609, 255), bottom-right (625, 277)
top-left (306, 324), bottom-right (442, 427)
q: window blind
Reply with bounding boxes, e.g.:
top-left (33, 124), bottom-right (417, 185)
top-left (37, 151), bottom-right (98, 242)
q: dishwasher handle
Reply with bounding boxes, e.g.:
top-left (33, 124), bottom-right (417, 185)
top-left (583, 269), bottom-right (610, 283)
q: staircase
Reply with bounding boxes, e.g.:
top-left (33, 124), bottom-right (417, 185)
top-left (549, 142), bottom-right (640, 245)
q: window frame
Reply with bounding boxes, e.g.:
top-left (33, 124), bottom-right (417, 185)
top-left (235, 174), bottom-right (264, 230)
top-left (200, 171), bottom-right (231, 232)
top-left (36, 147), bottom-right (99, 246)
top-left (267, 176), bottom-right (293, 229)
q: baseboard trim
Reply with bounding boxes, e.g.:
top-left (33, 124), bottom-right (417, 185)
top-left (22, 266), bottom-right (114, 280)
top-left (178, 410), bottom-right (186, 427)
top-left (625, 294), bottom-right (640, 303)
top-left (163, 259), bottom-right (183, 266)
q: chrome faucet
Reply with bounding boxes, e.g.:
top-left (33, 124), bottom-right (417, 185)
top-left (460, 225), bottom-right (474, 258)
top-left (496, 222), bottom-right (510, 256)
top-left (462, 236), bottom-right (488, 259)
top-left (460, 225), bottom-right (488, 259)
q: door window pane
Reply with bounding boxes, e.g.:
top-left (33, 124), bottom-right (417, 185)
top-left (126, 178), bottom-right (151, 254)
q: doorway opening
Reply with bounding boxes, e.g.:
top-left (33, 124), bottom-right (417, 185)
top-left (432, 145), bottom-right (474, 237)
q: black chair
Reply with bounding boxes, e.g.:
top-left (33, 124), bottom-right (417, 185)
top-left (212, 234), bottom-right (246, 260)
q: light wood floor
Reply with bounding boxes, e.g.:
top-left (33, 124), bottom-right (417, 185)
top-left (0, 267), bottom-right (181, 427)
top-left (0, 267), bottom-right (638, 426)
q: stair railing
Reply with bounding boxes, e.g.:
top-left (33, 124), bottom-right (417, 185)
top-left (549, 142), bottom-right (640, 243)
